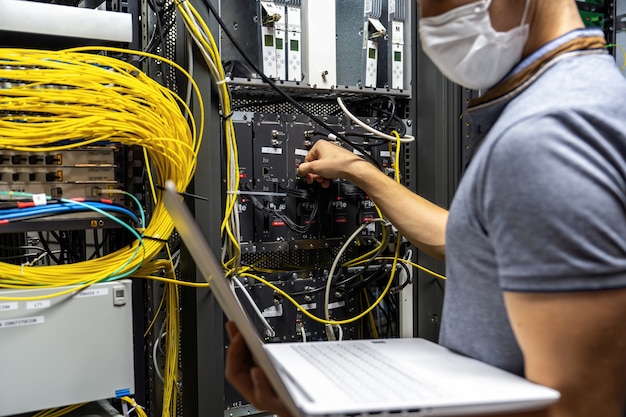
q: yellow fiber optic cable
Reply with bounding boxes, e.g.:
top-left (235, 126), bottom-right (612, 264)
top-left (175, 1), bottom-right (242, 270)
top-left (0, 47), bottom-right (202, 295)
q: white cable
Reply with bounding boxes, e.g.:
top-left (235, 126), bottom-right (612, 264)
top-left (337, 97), bottom-right (415, 143)
top-left (122, 400), bottom-right (130, 417)
top-left (171, 249), bottom-right (181, 272)
top-left (233, 277), bottom-right (276, 338)
top-left (180, 3), bottom-right (241, 267)
top-left (153, 332), bottom-right (166, 383)
top-left (300, 324), bottom-right (307, 343)
top-left (336, 324), bottom-right (343, 341)
top-left (324, 218), bottom-right (389, 321)
top-left (179, 3), bottom-right (224, 99)
top-left (156, 320), bottom-right (167, 356)
top-left (184, 30), bottom-right (194, 121)
top-left (20, 250), bottom-right (60, 267)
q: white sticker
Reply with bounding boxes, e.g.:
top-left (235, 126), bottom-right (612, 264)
top-left (328, 301), bottom-right (346, 310)
top-left (27, 300), bottom-right (51, 310)
top-left (261, 147), bottom-right (283, 155)
top-left (261, 304), bottom-right (283, 318)
top-left (298, 303), bottom-right (317, 311)
top-left (0, 302), bottom-right (18, 311)
top-left (380, 150), bottom-right (391, 157)
top-left (32, 193), bottom-right (47, 206)
top-left (0, 315), bottom-right (44, 329)
top-left (76, 288), bottom-right (109, 298)
top-left (294, 148), bottom-right (309, 156)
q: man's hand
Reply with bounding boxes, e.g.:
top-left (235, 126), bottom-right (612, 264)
top-left (225, 321), bottom-right (295, 417)
top-left (297, 139), bottom-right (372, 188)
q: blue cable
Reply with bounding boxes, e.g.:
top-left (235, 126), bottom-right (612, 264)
top-left (0, 202), bottom-right (140, 224)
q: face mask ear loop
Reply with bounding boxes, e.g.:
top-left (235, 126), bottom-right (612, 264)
top-left (520, 0), bottom-right (531, 25)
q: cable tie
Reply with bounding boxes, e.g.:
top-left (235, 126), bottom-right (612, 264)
top-left (215, 77), bottom-right (231, 85)
top-left (227, 190), bottom-right (288, 197)
top-left (156, 184), bottom-right (209, 201)
top-left (32, 193), bottom-right (47, 206)
top-left (142, 235), bottom-right (169, 243)
top-left (220, 111), bottom-right (234, 121)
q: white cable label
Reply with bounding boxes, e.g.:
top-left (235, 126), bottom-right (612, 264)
top-left (0, 302), bottom-right (18, 311)
top-left (32, 193), bottom-right (47, 206)
top-left (27, 300), bottom-right (51, 310)
top-left (0, 315), bottom-right (44, 329)
top-left (76, 288), bottom-right (109, 298)
top-left (261, 147), bottom-right (283, 155)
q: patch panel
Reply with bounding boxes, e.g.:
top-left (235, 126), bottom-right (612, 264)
top-left (236, 112), bottom-right (403, 250)
top-left (0, 147), bottom-right (121, 200)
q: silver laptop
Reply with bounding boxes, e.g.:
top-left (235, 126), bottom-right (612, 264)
top-left (162, 180), bottom-right (559, 417)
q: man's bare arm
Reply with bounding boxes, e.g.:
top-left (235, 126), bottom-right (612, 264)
top-left (297, 140), bottom-right (448, 260)
top-left (501, 287), bottom-right (626, 417)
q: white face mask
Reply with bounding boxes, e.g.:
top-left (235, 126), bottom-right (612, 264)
top-left (419, 0), bottom-right (531, 90)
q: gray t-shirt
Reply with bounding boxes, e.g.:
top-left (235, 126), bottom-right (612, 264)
top-left (442, 41), bottom-right (626, 379)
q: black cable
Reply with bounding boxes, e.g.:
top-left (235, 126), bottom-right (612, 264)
top-left (49, 231), bottom-right (76, 264)
top-left (345, 264), bottom-right (389, 294)
top-left (368, 95), bottom-right (397, 133)
top-left (243, 183), bottom-right (318, 235)
top-left (89, 229), bottom-right (101, 260)
top-left (365, 286), bottom-right (392, 337)
top-left (333, 95), bottom-right (407, 139)
top-left (200, 0), bottom-right (381, 169)
top-left (38, 231), bottom-right (61, 265)
top-left (140, 0), bottom-right (177, 68)
top-left (391, 261), bottom-right (412, 293)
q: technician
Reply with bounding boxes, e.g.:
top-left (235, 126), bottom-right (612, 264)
top-left (226, 0), bottom-right (626, 416)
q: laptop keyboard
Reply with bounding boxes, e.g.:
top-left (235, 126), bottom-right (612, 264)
top-left (289, 342), bottom-right (445, 403)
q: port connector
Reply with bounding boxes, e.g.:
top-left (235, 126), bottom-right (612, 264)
top-left (28, 155), bottom-right (43, 165)
top-left (11, 155), bottom-right (26, 165)
top-left (45, 154), bottom-right (62, 165)
top-left (45, 171), bottom-right (63, 182)
top-left (50, 187), bottom-right (62, 198)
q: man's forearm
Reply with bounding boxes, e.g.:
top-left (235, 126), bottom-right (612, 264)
top-left (349, 162), bottom-right (448, 260)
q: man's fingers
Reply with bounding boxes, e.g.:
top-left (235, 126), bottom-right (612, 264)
top-left (224, 322), bottom-right (294, 417)
top-left (225, 331), bottom-right (255, 395)
top-left (225, 320), bottom-right (238, 341)
top-left (250, 368), bottom-right (294, 417)
top-left (297, 161), bottom-right (312, 176)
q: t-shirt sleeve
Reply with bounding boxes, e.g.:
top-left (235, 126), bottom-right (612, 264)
top-left (482, 112), bottom-right (626, 292)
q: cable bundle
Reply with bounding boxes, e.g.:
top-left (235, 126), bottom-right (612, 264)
top-left (175, 1), bottom-right (242, 272)
top-left (0, 47), bottom-right (203, 293)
